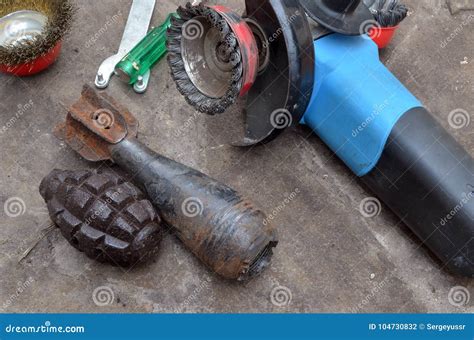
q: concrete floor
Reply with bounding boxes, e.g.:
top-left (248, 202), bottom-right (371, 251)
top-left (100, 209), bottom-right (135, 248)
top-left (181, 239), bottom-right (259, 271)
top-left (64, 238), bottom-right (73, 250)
top-left (0, 0), bottom-right (473, 313)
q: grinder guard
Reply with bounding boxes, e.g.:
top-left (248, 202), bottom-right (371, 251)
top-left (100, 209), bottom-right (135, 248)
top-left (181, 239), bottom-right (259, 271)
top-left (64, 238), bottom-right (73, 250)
top-left (239, 0), bottom-right (315, 145)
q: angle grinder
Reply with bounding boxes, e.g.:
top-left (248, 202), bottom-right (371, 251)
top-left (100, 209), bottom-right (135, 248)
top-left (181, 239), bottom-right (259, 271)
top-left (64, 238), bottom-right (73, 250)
top-left (167, 0), bottom-right (474, 277)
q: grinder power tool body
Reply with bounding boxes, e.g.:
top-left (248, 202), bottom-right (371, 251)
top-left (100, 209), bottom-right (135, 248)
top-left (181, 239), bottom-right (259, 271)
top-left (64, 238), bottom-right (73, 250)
top-left (167, 0), bottom-right (474, 277)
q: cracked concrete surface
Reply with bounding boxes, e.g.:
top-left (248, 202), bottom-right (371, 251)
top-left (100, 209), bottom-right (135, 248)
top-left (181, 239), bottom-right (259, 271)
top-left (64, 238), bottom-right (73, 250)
top-left (0, 0), bottom-right (473, 313)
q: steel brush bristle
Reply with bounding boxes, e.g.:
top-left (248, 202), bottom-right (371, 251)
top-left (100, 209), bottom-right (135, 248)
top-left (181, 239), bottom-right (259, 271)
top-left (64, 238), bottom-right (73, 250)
top-left (166, 2), bottom-right (244, 115)
top-left (370, 0), bottom-right (408, 27)
top-left (0, 0), bottom-right (75, 66)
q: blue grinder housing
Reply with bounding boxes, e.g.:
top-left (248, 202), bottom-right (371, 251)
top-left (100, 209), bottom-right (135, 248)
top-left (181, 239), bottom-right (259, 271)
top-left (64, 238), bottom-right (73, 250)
top-left (301, 34), bottom-right (474, 277)
top-left (302, 34), bottom-right (421, 176)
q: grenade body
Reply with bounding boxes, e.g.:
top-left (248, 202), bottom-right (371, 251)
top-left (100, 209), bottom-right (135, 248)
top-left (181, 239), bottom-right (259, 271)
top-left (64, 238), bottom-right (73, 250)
top-left (40, 169), bottom-right (163, 267)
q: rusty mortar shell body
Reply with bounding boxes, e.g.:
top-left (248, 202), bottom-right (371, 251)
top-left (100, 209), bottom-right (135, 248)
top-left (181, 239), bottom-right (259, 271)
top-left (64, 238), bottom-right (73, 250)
top-left (109, 139), bottom-right (278, 281)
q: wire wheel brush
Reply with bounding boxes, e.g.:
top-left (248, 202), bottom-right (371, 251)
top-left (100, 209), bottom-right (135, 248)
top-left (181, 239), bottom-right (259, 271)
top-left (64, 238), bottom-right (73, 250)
top-left (366, 0), bottom-right (408, 27)
top-left (167, 0), bottom-right (315, 145)
top-left (0, 0), bottom-right (75, 75)
top-left (167, 2), bottom-right (258, 115)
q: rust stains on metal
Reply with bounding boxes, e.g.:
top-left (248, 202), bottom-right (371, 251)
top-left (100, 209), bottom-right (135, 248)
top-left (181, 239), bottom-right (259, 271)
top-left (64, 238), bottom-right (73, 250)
top-left (39, 169), bottom-right (164, 267)
top-left (55, 84), bottom-right (138, 161)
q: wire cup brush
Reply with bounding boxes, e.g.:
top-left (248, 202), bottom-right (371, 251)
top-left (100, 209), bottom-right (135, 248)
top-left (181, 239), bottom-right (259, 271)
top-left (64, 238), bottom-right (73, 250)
top-left (167, 3), bottom-right (258, 115)
top-left (367, 0), bottom-right (408, 27)
top-left (167, 1), bottom-right (314, 145)
top-left (0, 0), bottom-right (74, 75)
top-left (361, 0), bottom-right (408, 48)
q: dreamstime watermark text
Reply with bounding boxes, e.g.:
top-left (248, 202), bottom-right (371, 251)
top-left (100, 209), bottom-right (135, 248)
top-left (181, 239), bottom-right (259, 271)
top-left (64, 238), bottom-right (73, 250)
top-left (263, 188), bottom-right (300, 226)
top-left (352, 99), bottom-right (390, 138)
top-left (2, 277), bottom-right (35, 310)
top-left (440, 14), bottom-right (474, 48)
top-left (0, 100), bottom-right (34, 134)
top-left (438, 191), bottom-right (474, 227)
top-left (5, 321), bottom-right (85, 334)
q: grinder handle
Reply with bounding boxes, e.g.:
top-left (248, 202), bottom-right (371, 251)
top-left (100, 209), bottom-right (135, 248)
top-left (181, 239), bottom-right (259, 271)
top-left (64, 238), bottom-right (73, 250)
top-left (109, 138), bottom-right (277, 280)
top-left (361, 107), bottom-right (474, 277)
top-left (305, 102), bottom-right (474, 276)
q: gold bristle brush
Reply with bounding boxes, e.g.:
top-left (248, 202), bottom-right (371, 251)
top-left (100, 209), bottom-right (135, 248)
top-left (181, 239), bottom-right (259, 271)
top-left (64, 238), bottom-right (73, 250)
top-left (0, 0), bottom-right (74, 73)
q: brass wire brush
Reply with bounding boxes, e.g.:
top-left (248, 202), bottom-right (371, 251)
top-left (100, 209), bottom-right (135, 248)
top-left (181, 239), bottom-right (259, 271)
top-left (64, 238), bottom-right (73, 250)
top-left (0, 0), bottom-right (74, 68)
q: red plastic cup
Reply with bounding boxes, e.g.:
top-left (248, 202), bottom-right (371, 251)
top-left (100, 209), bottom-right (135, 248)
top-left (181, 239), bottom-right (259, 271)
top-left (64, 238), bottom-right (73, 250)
top-left (0, 41), bottom-right (62, 76)
top-left (369, 26), bottom-right (399, 49)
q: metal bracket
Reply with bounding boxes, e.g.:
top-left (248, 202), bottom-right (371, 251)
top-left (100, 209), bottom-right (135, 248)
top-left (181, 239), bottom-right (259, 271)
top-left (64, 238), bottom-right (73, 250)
top-left (55, 85), bottom-right (139, 162)
top-left (95, 0), bottom-right (156, 94)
